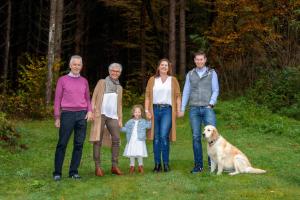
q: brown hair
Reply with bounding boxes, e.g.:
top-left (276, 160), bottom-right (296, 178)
top-left (194, 51), bottom-right (207, 58)
top-left (154, 58), bottom-right (172, 77)
top-left (131, 104), bottom-right (145, 119)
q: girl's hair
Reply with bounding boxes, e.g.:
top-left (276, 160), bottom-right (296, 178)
top-left (131, 104), bottom-right (145, 118)
top-left (154, 58), bottom-right (172, 77)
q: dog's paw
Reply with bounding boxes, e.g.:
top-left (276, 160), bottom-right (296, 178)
top-left (229, 172), bottom-right (239, 176)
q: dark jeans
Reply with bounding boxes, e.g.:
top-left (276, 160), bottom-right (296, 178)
top-left (189, 106), bottom-right (216, 168)
top-left (53, 110), bottom-right (87, 176)
top-left (153, 104), bottom-right (172, 165)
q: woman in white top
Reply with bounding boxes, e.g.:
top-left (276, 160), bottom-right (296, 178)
top-left (145, 58), bottom-right (182, 173)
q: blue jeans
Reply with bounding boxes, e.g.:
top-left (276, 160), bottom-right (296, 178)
top-left (189, 106), bottom-right (216, 168)
top-left (53, 110), bottom-right (87, 176)
top-left (153, 105), bottom-right (172, 165)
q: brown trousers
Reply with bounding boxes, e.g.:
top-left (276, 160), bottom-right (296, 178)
top-left (93, 115), bottom-right (120, 168)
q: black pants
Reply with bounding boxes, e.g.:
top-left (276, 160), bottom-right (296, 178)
top-left (53, 110), bottom-right (87, 176)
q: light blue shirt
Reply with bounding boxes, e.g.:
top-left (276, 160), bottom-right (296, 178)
top-left (181, 66), bottom-right (219, 112)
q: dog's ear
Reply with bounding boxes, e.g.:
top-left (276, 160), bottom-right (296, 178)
top-left (211, 127), bottom-right (218, 140)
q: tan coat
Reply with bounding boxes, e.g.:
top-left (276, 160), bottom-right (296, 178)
top-left (89, 79), bottom-right (123, 142)
top-left (145, 76), bottom-right (181, 142)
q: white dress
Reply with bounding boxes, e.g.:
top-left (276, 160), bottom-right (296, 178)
top-left (123, 120), bottom-right (148, 157)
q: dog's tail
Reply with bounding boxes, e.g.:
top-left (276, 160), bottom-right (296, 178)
top-left (246, 167), bottom-right (266, 174)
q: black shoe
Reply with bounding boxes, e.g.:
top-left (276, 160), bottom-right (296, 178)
top-left (153, 164), bottom-right (162, 173)
top-left (53, 175), bottom-right (61, 181)
top-left (163, 164), bottom-right (170, 172)
top-left (69, 174), bottom-right (81, 179)
top-left (190, 166), bottom-right (203, 174)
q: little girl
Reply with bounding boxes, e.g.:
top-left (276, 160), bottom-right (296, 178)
top-left (121, 104), bottom-right (151, 174)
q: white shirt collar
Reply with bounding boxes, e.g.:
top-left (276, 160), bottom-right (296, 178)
top-left (68, 72), bottom-right (80, 78)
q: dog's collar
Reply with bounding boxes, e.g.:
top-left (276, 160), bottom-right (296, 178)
top-left (208, 136), bottom-right (220, 147)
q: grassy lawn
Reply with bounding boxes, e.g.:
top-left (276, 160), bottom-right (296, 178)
top-left (1, 99), bottom-right (300, 200)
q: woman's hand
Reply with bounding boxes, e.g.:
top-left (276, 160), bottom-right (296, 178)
top-left (146, 112), bottom-right (152, 119)
top-left (177, 111), bottom-right (184, 118)
top-left (118, 119), bottom-right (123, 128)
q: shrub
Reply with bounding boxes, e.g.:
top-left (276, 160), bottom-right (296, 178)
top-left (123, 88), bottom-right (145, 107)
top-left (0, 54), bottom-right (61, 119)
top-left (0, 112), bottom-right (27, 151)
top-left (247, 67), bottom-right (300, 119)
top-left (218, 98), bottom-right (299, 139)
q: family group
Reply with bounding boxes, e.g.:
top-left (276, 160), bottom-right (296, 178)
top-left (52, 51), bottom-right (219, 181)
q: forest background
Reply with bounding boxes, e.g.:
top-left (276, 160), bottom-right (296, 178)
top-left (0, 0), bottom-right (299, 150)
top-left (0, 1), bottom-right (300, 199)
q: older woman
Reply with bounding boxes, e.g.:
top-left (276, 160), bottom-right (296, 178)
top-left (53, 55), bottom-right (93, 181)
top-left (145, 58), bottom-right (181, 172)
top-left (89, 63), bottom-right (123, 176)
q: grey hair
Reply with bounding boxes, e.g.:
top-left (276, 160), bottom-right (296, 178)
top-left (108, 63), bottom-right (122, 72)
top-left (69, 55), bottom-right (83, 66)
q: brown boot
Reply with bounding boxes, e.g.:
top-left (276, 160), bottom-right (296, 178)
top-left (138, 165), bottom-right (144, 174)
top-left (111, 166), bottom-right (123, 175)
top-left (129, 166), bottom-right (135, 174)
top-left (95, 167), bottom-right (104, 177)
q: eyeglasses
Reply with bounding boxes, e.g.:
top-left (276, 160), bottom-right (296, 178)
top-left (110, 70), bottom-right (121, 73)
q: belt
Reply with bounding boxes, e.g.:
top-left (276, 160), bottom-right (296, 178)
top-left (153, 104), bottom-right (171, 108)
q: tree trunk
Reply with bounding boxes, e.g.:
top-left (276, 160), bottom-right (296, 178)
top-left (36, 0), bottom-right (43, 54)
top-left (179, 0), bottom-right (186, 79)
top-left (54, 0), bottom-right (64, 61)
top-left (46, 0), bottom-right (57, 105)
top-left (26, 0), bottom-right (32, 52)
top-left (169, 0), bottom-right (176, 74)
top-left (3, 0), bottom-right (11, 94)
top-left (140, 0), bottom-right (146, 88)
top-left (75, 0), bottom-right (82, 54)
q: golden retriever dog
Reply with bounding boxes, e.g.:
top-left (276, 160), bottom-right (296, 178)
top-left (203, 125), bottom-right (266, 175)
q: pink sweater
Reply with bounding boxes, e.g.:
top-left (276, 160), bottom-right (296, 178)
top-left (54, 75), bottom-right (92, 119)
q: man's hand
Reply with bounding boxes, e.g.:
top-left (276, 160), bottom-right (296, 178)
top-left (177, 111), bottom-right (184, 118)
top-left (55, 119), bottom-right (60, 128)
top-left (85, 111), bottom-right (93, 121)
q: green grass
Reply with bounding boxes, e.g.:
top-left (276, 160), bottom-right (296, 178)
top-left (1, 99), bottom-right (300, 200)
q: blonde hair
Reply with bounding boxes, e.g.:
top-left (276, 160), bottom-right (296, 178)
top-left (131, 104), bottom-right (145, 119)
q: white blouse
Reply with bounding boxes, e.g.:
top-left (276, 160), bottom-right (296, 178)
top-left (153, 76), bottom-right (172, 105)
top-left (101, 93), bottom-right (118, 119)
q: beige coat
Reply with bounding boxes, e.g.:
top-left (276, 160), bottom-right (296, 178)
top-left (89, 79), bottom-right (123, 142)
top-left (145, 76), bottom-right (181, 142)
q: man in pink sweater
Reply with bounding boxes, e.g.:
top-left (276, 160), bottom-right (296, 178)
top-left (53, 55), bottom-right (93, 181)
